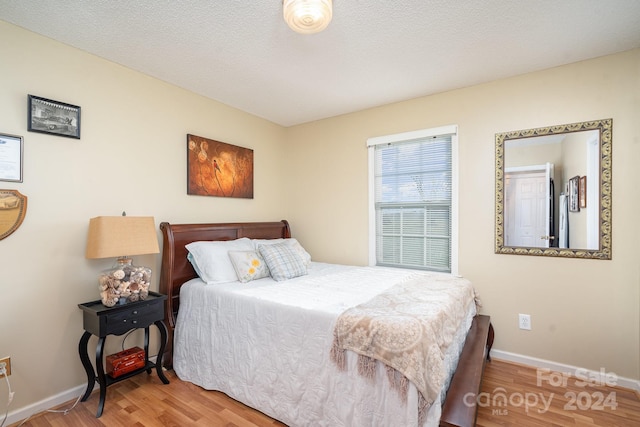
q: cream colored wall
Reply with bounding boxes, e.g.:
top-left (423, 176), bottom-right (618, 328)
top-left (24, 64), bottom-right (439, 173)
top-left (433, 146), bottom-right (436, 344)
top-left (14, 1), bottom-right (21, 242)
top-left (0, 21), bottom-right (287, 414)
top-left (505, 142), bottom-right (562, 168)
top-left (285, 50), bottom-right (640, 381)
top-left (1, 18), bottom-right (639, 420)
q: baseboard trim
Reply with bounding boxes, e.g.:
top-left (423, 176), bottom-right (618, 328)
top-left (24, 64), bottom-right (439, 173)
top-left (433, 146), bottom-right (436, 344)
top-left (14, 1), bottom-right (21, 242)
top-left (4, 384), bottom-right (86, 426)
top-left (4, 355), bottom-right (159, 425)
top-left (491, 349), bottom-right (640, 392)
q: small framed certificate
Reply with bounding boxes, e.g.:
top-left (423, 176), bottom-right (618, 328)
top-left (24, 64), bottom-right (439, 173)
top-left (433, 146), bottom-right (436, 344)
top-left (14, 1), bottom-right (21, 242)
top-left (0, 133), bottom-right (24, 183)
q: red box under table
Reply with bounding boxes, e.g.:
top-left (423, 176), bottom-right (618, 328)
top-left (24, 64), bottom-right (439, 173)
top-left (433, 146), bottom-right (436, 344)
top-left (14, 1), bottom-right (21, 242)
top-left (105, 347), bottom-right (146, 378)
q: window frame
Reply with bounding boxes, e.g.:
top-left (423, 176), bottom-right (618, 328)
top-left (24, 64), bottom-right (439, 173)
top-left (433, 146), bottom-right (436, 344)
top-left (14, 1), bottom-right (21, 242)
top-left (367, 124), bottom-right (459, 275)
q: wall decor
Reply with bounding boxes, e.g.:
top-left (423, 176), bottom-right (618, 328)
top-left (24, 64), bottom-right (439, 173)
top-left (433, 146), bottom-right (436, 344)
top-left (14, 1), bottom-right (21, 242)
top-left (28, 95), bottom-right (81, 139)
top-left (0, 133), bottom-right (23, 182)
top-left (495, 118), bottom-right (612, 259)
top-left (569, 175), bottom-right (580, 212)
top-left (579, 176), bottom-right (587, 208)
top-left (187, 134), bottom-right (254, 198)
top-left (0, 189), bottom-right (27, 240)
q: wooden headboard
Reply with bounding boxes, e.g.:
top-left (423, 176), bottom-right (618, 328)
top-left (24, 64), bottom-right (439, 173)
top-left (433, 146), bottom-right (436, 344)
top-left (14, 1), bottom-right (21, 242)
top-left (158, 220), bottom-right (291, 367)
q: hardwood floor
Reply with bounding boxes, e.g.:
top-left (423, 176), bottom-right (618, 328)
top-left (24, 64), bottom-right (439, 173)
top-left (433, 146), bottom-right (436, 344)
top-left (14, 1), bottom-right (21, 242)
top-left (475, 359), bottom-right (640, 427)
top-left (9, 359), bottom-right (640, 426)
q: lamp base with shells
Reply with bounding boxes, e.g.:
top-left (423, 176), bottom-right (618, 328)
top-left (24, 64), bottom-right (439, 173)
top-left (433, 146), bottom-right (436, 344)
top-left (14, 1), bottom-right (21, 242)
top-left (98, 257), bottom-right (151, 307)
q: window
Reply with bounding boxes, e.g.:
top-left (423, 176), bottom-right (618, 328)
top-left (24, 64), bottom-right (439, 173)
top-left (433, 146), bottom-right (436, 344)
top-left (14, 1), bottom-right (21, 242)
top-left (368, 125), bottom-right (458, 274)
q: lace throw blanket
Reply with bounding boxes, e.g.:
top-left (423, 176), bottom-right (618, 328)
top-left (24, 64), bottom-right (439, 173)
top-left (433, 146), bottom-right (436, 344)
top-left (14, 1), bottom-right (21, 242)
top-left (330, 272), bottom-right (477, 424)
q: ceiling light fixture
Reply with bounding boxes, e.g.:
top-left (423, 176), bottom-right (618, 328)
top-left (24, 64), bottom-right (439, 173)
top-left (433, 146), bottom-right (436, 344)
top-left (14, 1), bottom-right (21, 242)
top-left (283, 0), bottom-right (333, 34)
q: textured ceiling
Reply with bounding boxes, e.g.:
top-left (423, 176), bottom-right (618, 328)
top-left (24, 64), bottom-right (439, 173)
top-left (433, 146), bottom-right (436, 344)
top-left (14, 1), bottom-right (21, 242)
top-left (1, 0), bottom-right (639, 127)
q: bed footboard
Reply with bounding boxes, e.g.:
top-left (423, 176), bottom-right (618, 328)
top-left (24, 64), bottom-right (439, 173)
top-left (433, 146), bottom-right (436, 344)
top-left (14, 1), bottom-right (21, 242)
top-left (440, 314), bottom-right (494, 427)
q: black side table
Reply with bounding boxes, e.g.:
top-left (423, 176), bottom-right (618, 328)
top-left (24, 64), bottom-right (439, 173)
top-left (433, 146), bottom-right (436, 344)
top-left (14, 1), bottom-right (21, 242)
top-left (78, 291), bottom-right (170, 417)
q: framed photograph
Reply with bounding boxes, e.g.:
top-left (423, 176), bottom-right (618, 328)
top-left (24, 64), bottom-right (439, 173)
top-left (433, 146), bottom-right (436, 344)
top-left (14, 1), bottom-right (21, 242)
top-left (187, 134), bottom-right (254, 199)
top-left (569, 175), bottom-right (580, 212)
top-left (28, 95), bottom-right (81, 139)
top-left (0, 133), bottom-right (24, 182)
top-left (579, 176), bottom-right (587, 209)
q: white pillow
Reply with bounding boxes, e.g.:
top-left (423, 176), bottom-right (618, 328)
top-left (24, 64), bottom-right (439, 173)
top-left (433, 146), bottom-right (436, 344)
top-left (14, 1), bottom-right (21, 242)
top-left (228, 250), bottom-right (270, 283)
top-left (185, 238), bottom-right (254, 284)
top-left (252, 238), bottom-right (311, 266)
top-left (258, 241), bottom-right (307, 281)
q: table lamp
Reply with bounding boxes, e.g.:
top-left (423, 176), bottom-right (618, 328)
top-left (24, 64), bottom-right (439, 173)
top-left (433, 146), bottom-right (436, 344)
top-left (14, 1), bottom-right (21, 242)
top-left (85, 214), bottom-right (160, 307)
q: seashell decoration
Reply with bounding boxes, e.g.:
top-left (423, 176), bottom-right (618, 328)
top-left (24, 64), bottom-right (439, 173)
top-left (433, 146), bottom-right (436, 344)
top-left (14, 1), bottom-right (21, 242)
top-left (98, 261), bottom-right (151, 307)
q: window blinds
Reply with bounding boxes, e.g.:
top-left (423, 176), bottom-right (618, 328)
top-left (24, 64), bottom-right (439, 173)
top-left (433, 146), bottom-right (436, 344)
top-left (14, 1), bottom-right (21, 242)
top-left (373, 134), bottom-right (452, 272)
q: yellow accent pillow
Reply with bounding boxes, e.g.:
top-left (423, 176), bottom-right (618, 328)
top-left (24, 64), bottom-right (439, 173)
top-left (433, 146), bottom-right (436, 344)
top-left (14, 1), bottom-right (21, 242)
top-left (228, 250), bottom-right (270, 283)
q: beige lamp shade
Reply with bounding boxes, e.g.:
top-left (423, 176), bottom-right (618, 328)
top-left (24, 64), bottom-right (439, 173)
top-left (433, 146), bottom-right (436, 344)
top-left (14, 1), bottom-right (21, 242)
top-left (85, 216), bottom-right (159, 259)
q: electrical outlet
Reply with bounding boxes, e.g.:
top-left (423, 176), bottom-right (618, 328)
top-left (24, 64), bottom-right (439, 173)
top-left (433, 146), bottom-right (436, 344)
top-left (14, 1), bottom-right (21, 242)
top-left (0, 357), bottom-right (11, 377)
top-left (518, 314), bottom-right (531, 330)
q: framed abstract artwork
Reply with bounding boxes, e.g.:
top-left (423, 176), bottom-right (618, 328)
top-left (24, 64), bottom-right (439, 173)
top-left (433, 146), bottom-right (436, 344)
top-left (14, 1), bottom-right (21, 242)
top-left (187, 134), bottom-right (254, 198)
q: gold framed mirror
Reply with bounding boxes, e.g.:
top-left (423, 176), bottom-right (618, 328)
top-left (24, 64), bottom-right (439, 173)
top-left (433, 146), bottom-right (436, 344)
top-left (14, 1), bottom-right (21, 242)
top-left (495, 119), bottom-right (612, 259)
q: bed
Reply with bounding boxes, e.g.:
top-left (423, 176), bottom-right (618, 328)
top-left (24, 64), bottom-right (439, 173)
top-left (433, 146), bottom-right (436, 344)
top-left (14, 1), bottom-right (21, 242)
top-left (158, 220), bottom-right (494, 427)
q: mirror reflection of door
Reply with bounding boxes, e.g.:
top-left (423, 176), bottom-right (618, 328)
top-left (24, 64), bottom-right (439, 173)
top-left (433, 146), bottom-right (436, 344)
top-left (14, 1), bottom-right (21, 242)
top-left (503, 129), bottom-right (600, 251)
top-left (504, 163), bottom-right (554, 248)
top-left (496, 119), bottom-right (611, 258)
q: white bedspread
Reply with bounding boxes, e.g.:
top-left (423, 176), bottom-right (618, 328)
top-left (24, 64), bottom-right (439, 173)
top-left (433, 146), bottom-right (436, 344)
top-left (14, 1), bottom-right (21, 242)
top-left (173, 262), bottom-right (476, 427)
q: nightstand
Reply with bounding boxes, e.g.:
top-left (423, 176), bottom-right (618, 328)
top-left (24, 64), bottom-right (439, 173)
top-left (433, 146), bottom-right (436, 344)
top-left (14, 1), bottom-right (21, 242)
top-left (78, 291), bottom-right (170, 417)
